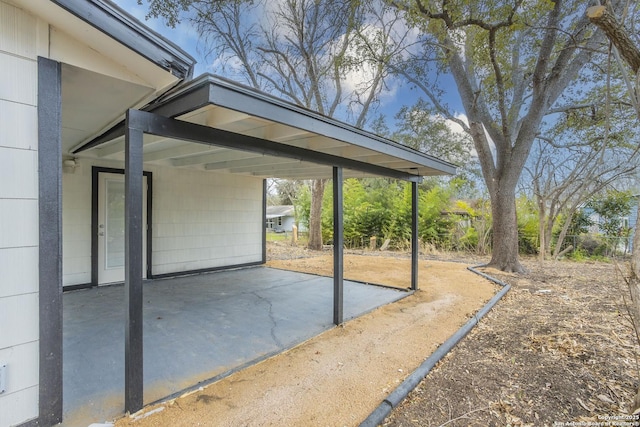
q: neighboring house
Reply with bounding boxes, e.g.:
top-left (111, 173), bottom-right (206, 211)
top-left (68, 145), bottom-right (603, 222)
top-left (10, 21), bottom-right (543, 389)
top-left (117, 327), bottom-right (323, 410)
top-left (266, 205), bottom-right (305, 232)
top-left (0, 1), bottom-right (455, 425)
top-left (584, 201), bottom-right (638, 253)
top-left (586, 204), bottom-right (638, 234)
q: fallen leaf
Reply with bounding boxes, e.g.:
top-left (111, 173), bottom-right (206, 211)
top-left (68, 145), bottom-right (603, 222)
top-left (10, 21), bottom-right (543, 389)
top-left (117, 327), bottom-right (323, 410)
top-left (576, 397), bottom-right (594, 412)
top-left (597, 394), bottom-right (614, 404)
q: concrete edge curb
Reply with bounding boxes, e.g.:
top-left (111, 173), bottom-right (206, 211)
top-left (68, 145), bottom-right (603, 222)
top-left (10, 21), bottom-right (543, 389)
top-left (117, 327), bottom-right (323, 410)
top-left (359, 264), bottom-right (511, 427)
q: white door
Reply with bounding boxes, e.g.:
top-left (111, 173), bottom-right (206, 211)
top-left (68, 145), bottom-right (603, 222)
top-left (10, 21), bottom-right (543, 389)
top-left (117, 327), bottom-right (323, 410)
top-left (97, 172), bottom-right (148, 284)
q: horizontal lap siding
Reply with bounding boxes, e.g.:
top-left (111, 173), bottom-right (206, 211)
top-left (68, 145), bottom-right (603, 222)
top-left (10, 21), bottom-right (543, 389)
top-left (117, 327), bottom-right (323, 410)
top-left (0, 1), bottom-right (43, 424)
top-left (150, 166), bottom-right (263, 275)
top-left (62, 163), bottom-right (92, 286)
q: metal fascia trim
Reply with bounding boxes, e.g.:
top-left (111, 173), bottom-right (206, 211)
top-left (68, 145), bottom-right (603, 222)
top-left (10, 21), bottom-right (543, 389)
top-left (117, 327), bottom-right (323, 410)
top-left (50, 0), bottom-right (195, 79)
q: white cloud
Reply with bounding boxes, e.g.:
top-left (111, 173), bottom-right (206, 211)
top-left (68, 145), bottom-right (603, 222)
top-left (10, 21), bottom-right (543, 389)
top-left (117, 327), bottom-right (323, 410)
top-left (443, 113), bottom-right (497, 161)
top-left (444, 113), bottom-right (467, 135)
top-left (208, 54), bottom-right (247, 76)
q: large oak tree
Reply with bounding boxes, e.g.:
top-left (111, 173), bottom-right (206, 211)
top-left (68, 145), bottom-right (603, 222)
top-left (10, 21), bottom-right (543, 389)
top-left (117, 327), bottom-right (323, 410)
top-left (387, 0), bottom-right (616, 271)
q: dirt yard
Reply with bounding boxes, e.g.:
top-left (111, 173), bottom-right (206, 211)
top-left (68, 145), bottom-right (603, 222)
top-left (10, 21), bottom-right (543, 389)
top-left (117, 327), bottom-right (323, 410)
top-left (114, 243), bottom-right (499, 426)
top-left (384, 259), bottom-right (639, 426)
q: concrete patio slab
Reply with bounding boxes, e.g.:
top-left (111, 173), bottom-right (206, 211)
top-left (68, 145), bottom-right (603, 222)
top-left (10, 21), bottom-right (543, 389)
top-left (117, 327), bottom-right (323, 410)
top-left (62, 267), bottom-right (408, 426)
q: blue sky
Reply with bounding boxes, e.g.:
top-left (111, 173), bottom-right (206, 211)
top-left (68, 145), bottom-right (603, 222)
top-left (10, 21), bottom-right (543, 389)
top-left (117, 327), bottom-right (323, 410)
top-left (113, 0), bottom-right (464, 130)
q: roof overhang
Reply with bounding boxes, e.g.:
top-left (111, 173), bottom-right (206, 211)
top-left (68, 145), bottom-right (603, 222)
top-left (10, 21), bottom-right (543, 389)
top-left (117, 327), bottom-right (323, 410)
top-left (74, 74), bottom-right (457, 181)
top-left (50, 0), bottom-right (195, 79)
top-left (14, 0), bottom-right (197, 154)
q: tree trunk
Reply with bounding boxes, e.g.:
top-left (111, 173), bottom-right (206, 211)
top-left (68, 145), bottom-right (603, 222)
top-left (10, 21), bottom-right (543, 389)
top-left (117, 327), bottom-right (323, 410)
top-left (544, 225), bottom-right (553, 260)
top-left (307, 179), bottom-right (326, 250)
top-left (553, 211), bottom-right (575, 259)
top-left (488, 188), bottom-right (526, 273)
top-left (538, 196), bottom-right (546, 262)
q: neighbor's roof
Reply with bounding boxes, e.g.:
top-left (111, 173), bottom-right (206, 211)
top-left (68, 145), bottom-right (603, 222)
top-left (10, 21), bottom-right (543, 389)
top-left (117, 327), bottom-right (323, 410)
top-left (75, 74), bottom-right (457, 181)
top-left (266, 206), bottom-right (295, 219)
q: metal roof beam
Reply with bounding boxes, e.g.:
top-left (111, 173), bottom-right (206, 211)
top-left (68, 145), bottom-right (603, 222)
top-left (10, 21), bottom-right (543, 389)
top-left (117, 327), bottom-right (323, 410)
top-left (266, 125), bottom-right (312, 141)
top-left (144, 144), bottom-right (220, 162)
top-left (231, 160), bottom-right (314, 174)
top-left (97, 140), bottom-right (125, 158)
top-left (205, 107), bottom-right (251, 127)
top-left (254, 169), bottom-right (332, 179)
top-left (128, 110), bottom-right (423, 182)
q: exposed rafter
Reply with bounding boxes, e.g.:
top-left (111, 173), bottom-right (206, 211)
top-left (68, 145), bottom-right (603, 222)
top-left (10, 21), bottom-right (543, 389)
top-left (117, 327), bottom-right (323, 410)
top-left (172, 150), bottom-right (259, 167)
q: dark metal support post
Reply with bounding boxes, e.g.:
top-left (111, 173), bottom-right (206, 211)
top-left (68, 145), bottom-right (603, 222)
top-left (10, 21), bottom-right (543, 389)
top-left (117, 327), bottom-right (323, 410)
top-left (411, 181), bottom-right (419, 290)
top-left (333, 167), bottom-right (344, 325)
top-left (124, 110), bottom-right (144, 413)
top-left (262, 179), bottom-right (267, 264)
top-left (37, 56), bottom-right (63, 426)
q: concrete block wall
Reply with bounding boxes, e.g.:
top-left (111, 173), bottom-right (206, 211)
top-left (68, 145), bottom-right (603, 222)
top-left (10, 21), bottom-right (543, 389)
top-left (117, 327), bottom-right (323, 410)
top-left (0, 1), bottom-right (46, 424)
top-left (62, 159), bottom-right (264, 285)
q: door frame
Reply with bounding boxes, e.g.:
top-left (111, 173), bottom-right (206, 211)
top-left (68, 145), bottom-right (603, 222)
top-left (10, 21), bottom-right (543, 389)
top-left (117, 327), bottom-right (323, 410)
top-left (91, 166), bottom-right (153, 286)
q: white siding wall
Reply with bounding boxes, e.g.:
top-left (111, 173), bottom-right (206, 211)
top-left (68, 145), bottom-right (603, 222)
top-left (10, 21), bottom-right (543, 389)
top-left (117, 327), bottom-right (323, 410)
top-left (62, 162), bottom-right (92, 285)
top-left (0, 1), bottom-right (46, 425)
top-left (62, 160), bottom-right (264, 285)
top-left (282, 216), bottom-right (295, 232)
top-left (152, 166), bottom-right (263, 275)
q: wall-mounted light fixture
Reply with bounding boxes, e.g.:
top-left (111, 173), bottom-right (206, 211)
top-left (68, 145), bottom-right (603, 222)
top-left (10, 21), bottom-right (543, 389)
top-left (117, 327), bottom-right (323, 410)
top-left (63, 158), bottom-right (79, 174)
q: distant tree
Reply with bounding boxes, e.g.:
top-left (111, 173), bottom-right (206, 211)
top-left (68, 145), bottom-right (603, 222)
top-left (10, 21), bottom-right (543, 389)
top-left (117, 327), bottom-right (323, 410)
top-left (588, 190), bottom-right (635, 237)
top-left (140, 0), bottom-right (395, 250)
top-left (565, 209), bottom-right (594, 237)
top-left (273, 179), bottom-right (303, 206)
top-left (524, 97), bottom-right (639, 260)
top-left (265, 178), bottom-right (279, 205)
top-left (588, 189), bottom-right (635, 254)
top-left (392, 101), bottom-right (480, 182)
top-left (340, 178), bottom-right (400, 247)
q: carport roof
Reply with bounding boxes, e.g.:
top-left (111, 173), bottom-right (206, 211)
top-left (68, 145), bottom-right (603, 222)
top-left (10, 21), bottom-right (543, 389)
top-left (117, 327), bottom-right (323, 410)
top-left (74, 74), bottom-right (456, 181)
